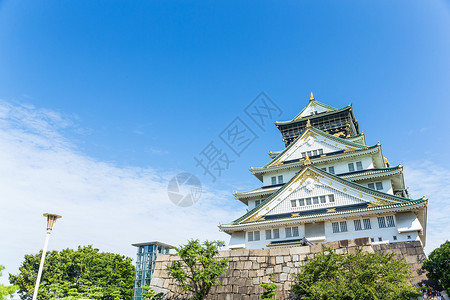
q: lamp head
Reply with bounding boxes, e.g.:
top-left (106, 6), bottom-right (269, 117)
top-left (43, 213), bottom-right (62, 232)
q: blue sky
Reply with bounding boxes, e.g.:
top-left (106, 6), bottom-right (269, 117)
top-left (0, 0), bottom-right (450, 283)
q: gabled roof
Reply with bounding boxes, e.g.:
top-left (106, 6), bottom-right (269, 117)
top-left (275, 105), bottom-right (351, 126)
top-left (226, 165), bottom-right (423, 227)
top-left (237, 165), bottom-right (404, 203)
top-left (263, 126), bottom-right (370, 168)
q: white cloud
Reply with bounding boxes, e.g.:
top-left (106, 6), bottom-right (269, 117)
top-left (0, 100), bottom-right (241, 284)
top-left (404, 161), bottom-right (450, 254)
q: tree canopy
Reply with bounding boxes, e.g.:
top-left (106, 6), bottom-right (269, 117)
top-left (422, 240), bottom-right (450, 293)
top-left (166, 240), bottom-right (228, 300)
top-left (9, 245), bottom-right (135, 300)
top-left (291, 247), bottom-right (421, 300)
top-left (0, 265), bottom-right (18, 300)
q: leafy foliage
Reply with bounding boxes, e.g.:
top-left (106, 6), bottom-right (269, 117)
top-left (422, 240), bottom-right (450, 293)
top-left (166, 240), bottom-right (228, 300)
top-left (291, 247), bottom-right (421, 300)
top-left (141, 285), bottom-right (163, 300)
top-left (0, 265), bottom-right (18, 300)
top-left (9, 245), bottom-right (135, 300)
top-left (260, 273), bottom-right (278, 299)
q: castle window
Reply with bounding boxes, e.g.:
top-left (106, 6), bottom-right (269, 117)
top-left (328, 166), bottom-right (335, 174)
top-left (355, 218), bottom-right (371, 231)
top-left (348, 163), bottom-right (355, 172)
top-left (306, 198), bottom-right (312, 205)
top-left (299, 199), bottom-right (305, 206)
top-left (386, 216), bottom-right (395, 227)
top-left (371, 238), bottom-right (375, 242)
top-left (378, 237), bottom-right (382, 242)
top-left (320, 196), bottom-right (326, 203)
top-left (407, 235), bottom-right (411, 239)
top-left (278, 175), bottom-right (283, 184)
top-left (271, 176), bottom-right (276, 185)
top-left (265, 229), bottom-right (279, 240)
top-left (363, 218), bottom-right (371, 229)
top-left (273, 229), bottom-right (280, 239)
top-left (393, 236), bottom-right (397, 240)
top-left (286, 226), bottom-right (299, 238)
top-left (376, 182), bottom-right (383, 190)
top-left (313, 197), bottom-right (319, 204)
top-left (332, 221), bottom-right (348, 233)
top-left (291, 200), bottom-right (297, 208)
top-left (255, 200), bottom-right (260, 208)
top-left (318, 149), bottom-right (323, 155)
top-left (340, 221), bottom-right (348, 232)
top-left (354, 220), bottom-right (362, 231)
top-left (377, 217), bottom-right (387, 228)
top-left (328, 195), bottom-right (335, 202)
top-left (248, 231), bottom-right (260, 241)
top-left (378, 216), bottom-right (395, 228)
top-left (356, 161), bottom-right (363, 171)
top-left (368, 182), bottom-right (384, 191)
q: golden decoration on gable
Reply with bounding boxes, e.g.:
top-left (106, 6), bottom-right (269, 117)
top-left (300, 130), bottom-right (319, 141)
top-left (372, 197), bottom-right (395, 206)
top-left (306, 119), bottom-right (311, 127)
top-left (291, 212), bottom-right (300, 217)
top-left (293, 169), bottom-right (324, 186)
top-left (326, 208), bottom-right (336, 213)
top-left (304, 155), bottom-right (311, 166)
top-left (244, 213), bottom-right (264, 223)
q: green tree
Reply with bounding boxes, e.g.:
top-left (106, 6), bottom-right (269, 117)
top-left (166, 240), bottom-right (228, 300)
top-left (260, 273), bottom-right (278, 299)
top-left (0, 265), bottom-right (18, 300)
top-left (422, 240), bottom-right (450, 293)
top-left (141, 285), bottom-right (163, 300)
top-left (291, 247), bottom-right (421, 300)
top-left (9, 245), bottom-right (135, 300)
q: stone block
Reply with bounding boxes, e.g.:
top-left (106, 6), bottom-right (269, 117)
top-left (290, 246), bottom-right (310, 255)
top-left (292, 255), bottom-right (299, 262)
top-left (269, 256), bottom-right (276, 265)
top-left (219, 250), bottom-right (231, 257)
top-left (252, 277), bottom-right (259, 285)
top-left (276, 256), bottom-right (284, 264)
top-left (257, 256), bottom-right (266, 263)
top-left (405, 255), bottom-right (418, 264)
top-left (284, 255), bottom-right (291, 263)
top-left (253, 262), bottom-right (259, 269)
top-left (282, 266), bottom-right (290, 273)
top-left (265, 267), bottom-right (274, 275)
top-left (339, 239), bottom-right (349, 248)
top-left (310, 243), bottom-right (323, 253)
top-left (274, 264), bottom-right (282, 273)
top-left (249, 248), bottom-right (267, 256)
top-left (241, 270), bottom-right (249, 278)
top-left (280, 273), bottom-right (288, 281)
top-left (361, 246), bottom-right (374, 253)
top-left (230, 249), bottom-right (249, 257)
top-left (269, 247), bottom-right (291, 256)
top-left (244, 261), bottom-right (253, 269)
top-left (325, 241), bottom-right (340, 250)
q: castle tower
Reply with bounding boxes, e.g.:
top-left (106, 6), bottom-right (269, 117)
top-left (220, 93), bottom-right (427, 250)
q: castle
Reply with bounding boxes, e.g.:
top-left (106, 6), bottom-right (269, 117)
top-left (219, 93), bottom-right (427, 250)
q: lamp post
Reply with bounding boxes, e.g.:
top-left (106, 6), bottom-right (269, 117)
top-left (32, 213), bottom-right (61, 300)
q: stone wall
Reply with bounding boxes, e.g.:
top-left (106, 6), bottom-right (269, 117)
top-left (150, 238), bottom-right (427, 299)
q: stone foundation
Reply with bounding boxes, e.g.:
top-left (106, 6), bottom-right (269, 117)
top-left (150, 238), bottom-right (427, 299)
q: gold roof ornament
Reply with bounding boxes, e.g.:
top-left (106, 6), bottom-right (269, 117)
top-left (304, 155), bottom-right (311, 166)
top-left (310, 92), bottom-right (314, 101)
top-left (306, 119), bottom-right (311, 127)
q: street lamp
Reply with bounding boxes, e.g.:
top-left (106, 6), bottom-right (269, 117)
top-left (32, 213), bottom-right (62, 300)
